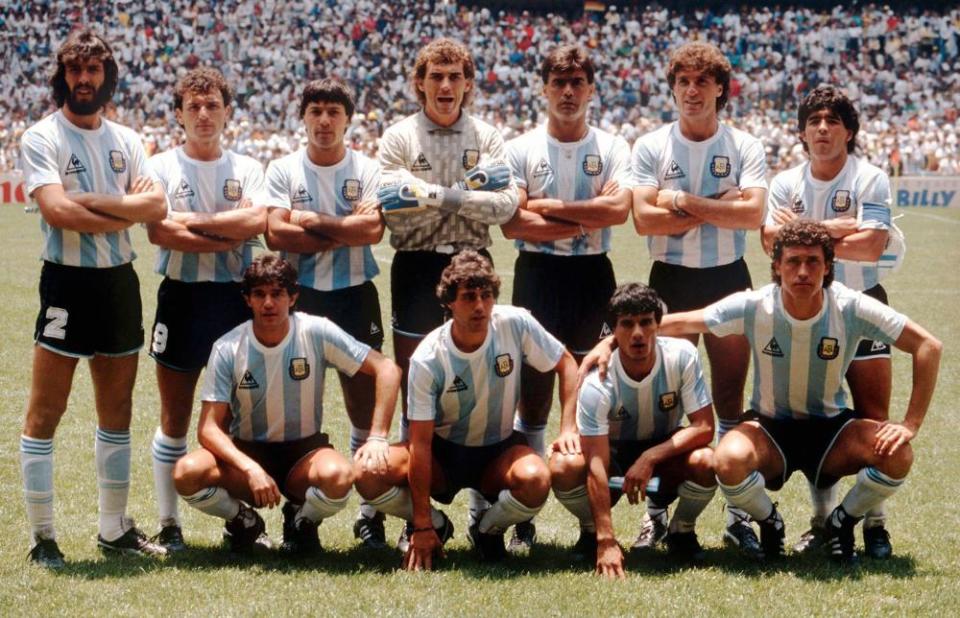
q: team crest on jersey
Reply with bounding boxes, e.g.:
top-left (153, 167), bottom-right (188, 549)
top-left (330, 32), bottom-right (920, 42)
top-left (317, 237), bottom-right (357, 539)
top-left (289, 357), bottom-right (310, 380)
top-left (223, 179), bottom-right (242, 201)
top-left (291, 184), bottom-right (313, 204)
top-left (709, 155), bottom-right (731, 178)
top-left (462, 149), bottom-right (480, 170)
top-left (495, 353), bottom-right (514, 378)
top-left (763, 337), bottom-right (784, 357)
top-left (65, 153), bottom-right (87, 176)
top-left (446, 375), bottom-right (468, 393)
top-left (175, 180), bottom-right (195, 198)
top-left (411, 153), bottom-right (432, 171)
top-left (108, 150), bottom-right (127, 173)
top-left (790, 193), bottom-right (805, 214)
top-left (341, 179), bottom-right (361, 201)
top-left (239, 370), bottom-right (260, 389)
top-left (817, 337), bottom-right (839, 360)
top-left (664, 159), bottom-right (685, 180)
top-left (609, 406), bottom-right (629, 421)
top-left (831, 190), bottom-right (852, 213)
top-left (582, 154), bottom-right (603, 176)
top-left (533, 158), bottom-right (553, 178)
top-left (658, 391), bottom-right (678, 412)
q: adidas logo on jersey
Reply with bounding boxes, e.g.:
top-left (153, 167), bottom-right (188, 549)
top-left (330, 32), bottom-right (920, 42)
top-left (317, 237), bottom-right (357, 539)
top-left (370, 322), bottom-right (381, 335)
top-left (291, 184), bottom-right (313, 204)
top-left (411, 153), bottom-right (432, 171)
top-left (175, 180), bottom-right (195, 198)
top-left (762, 337), bottom-right (784, 357)
top-left (533, 158), bottom-right (552, 178)
top-left (65, 153), bottom-right (87, 176)
top-left (446, 376), bottom-right (468, 393)
top-left (239, 370), bottom-right (260, 389)
top-left (664, 159), bottom-right (685, 180)
top-left (870, 340), bottom-right (888, 352)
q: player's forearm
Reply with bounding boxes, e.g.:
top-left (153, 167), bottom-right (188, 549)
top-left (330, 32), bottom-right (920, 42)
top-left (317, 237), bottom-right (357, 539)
top-left (303, 212), bottom-right (384, 246)
top-left (833, 230), bottom-right (888, 262)
top-left (632, 202), bottom-right (703, 236)
top-left (500, 209), bottom-right (581, 242)
top-left (407, 427), bottom-right (434, 529)
top-left (382, 207), bottom-right (445, 235)
top-left (439, 186), bottom-right (519, 225)
top-left (185, 207), bottom-right (267, 240)
top-left (198, 418), bottom-right (259, 475)
top-left (760, 223), bottom-right (779, 255)
top-left (902, 336), bottom-right (943, 433)
top-left (264, 223), bottom-right (339, 253)
top-left (147, 220), bottom-right (240, 252)
top-left (369, 362), bottom-right (402, 439)
top-left (41, 198), bottom-right (133, 233)
top-left (659, 311), bottom-right (711, 336)
top-left (556, 352), bottom-right (579, 433)
top-left (675, 191), bottom-right (764, 230)
top-left (585, 455), bottom-right (615, 542)
top-left (79, 187), bottom-right (167, 223)
top-left (528, 194), bottom-right (630, 227)
top-left (645, 424), bottom-right (713, 465)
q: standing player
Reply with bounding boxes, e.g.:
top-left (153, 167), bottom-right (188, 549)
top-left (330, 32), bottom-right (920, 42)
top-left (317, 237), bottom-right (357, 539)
top-left (629, 42), bottom-right (767, 555)
top-left (551, 283), bottom-right (716, 577)
top-left (263, 78), bottom-right (388, 548)
top-left (146, 67), bottom-right (268, 551)
top-left (354, 251), bottom-right (578, 568)
top-left (500, 45), bottom-right (633, 553)
top-left (173, 255), bottom-right (401, 553)
top-left (762, 85), bottom-right (901, 558)
top-left (18, 30), bottom-right (167, 568)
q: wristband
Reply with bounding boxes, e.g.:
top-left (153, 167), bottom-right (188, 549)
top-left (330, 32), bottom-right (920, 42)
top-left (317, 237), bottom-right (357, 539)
top-left (366, 435), bottom-right (389, 443)
top-left (671, 191), bottom-right (688, 216)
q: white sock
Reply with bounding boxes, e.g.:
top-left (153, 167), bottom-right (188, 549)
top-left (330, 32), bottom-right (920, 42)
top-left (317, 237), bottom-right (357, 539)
top-left (21, 435), bottom-right (55, 544)
top-left (365, 486), bottom-right (444, 527)
top-left (716, 419), bottom-right (750, 527)
top-left (468, 489), bottom-right (492, 526)
top-left (840, 467), bottom-right (904, 519)
top-left (554, 485), bottom-right (595, 532)
top-left (298, 486), bottom-right (350, 524)
top-left (719, 471), bottom-right (774, 522)
top-left (808, 481), bottom-right (838, 524)
top-left (865, 501), bottom-right (887, 529)
top-left (515, 419), bottom-right (547, 458)
top-left (646, 496), bottom-right (668, 521)
top-left (182, 486), bottom-right (241, 520)
top-left (478, 489), bottom-right (543, 534)
top-left (669, 481), bottom-right (717, 533)
top-left (151, 428), bottom-right (187, 527)
top-left (96, 427), bottom-right (131, 542)
top-left (348, 426), bottom-right (379, 519)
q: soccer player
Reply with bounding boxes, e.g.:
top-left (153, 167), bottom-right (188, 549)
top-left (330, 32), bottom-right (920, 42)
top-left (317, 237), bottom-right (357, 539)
top-left (353, 251), bottom-right (578, 568)
top-left (146, 67), bottom-right (268, 551)
top-left (762, 84), bottom-right (902, 558)
top-left (629, 41), bottom-right (767, 555)
top-left (551, 283), bottom-right (716, 577)
top-left (500, 45), bottom-right (633, 553)
top-left (263, 78), bottom-right (388, 548)
top-left (667, 220), bottom-right (939, 562)
top-left (173, 255), bottom-right (401, 554)
top-left (18, 30), bottom-right (167, 567)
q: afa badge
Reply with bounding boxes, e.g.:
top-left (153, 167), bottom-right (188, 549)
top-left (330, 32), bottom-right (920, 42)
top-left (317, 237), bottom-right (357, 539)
top-left (289, 357), bottom-right (310, 380)
top-left (582, 154), bottom-right (603, 176)
top-left (709, 155), bottom-right (731, 178)
top-left (108, 150), bottom-right (127, 173)
top-left (658, 391), bottom-right (678, 412)
top-left (831, 190), bottom-right (851, 213)
top-left (462, 149), bottom-right (480, 170)
top-left (342, 179), bottom-right (361, 201)
top-left (791, 193), bottom-right (805, 214)
top-left (223, 179), bottom-right (242, 201)
top-left (495, 353), bottom-right (514, 378)
top-left (817, 337), bottom-right (839, 360)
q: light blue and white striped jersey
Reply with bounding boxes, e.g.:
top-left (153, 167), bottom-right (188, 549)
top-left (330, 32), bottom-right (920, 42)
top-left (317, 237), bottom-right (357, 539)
top-left (630, 122), bottom-right (767, 268)
top-left (766, 156), bottom-right (896, 291)
top-left (506, 125), bottom-right (633, 255)
top-left (200, 312), bottom-right (370, 442)
top-left (20, 111), bottom-right (149, 268)
top-left (704, 282), bottom-right (906, 419)
top-left (578, 339), bottom-right (712, 442)
top-left (408, 305), bottom-right (565, 446)
top-left (265, 148), bottom-right (380, 291)
top-left (150, 147), bottom-right (266, 282)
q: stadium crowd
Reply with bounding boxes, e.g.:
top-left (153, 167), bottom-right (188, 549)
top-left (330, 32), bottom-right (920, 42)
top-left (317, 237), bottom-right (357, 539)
top-left (1, 1), bottom-right (958, 175)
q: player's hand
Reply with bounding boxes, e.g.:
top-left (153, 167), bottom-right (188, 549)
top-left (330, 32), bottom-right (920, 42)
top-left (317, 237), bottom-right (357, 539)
top-left (623, 456), bottom-right (655, 504)
top-left (355, 437), bottom-right (390, 476)
top-left (595, 539), bottom-right (626, 580)
top-left (128, 175), bottom-right (154, 195)
top-left (235, 197), bottom-right (254, 210)
top-left (551, 429), bottom-right (582, 456)
top-left (378, 180), bottom-right (443, 213)
top-left (873, 421), bottom-right (916, 456)
top-left (718, 187), bottom-right (742, 201)
top-left (770, 207), bottom-right (798, 225)
top-left (353, 198), bottom-right (380, 215)
top-left (403, 528), bottom-right (443, 571)
top-left (244, 465), bottom-right (282, 508)
top-left (458, 162), bottom-right (512, 192)
top-left (600, 179), bottom-right (620, 197)
top-left (656, 189), bottom-right (685, 216)
top-left (578, 336), bottom-right (615, 387)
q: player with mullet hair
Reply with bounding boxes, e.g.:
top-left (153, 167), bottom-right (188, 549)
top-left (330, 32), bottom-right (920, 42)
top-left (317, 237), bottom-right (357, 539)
top-left (145, 67), bottom-right (268, 551)
top-left (354, 251), bottom-right (578, 568)
top-left (263, 78), bottom-right (388, 549)
top-left (173, 255), bottom-right (401, 554)
top-left (18, 29), bottom-right (167, 567)
top-left (500, 44), bottom-right (633, 553)
top-left (626, 41), bottom-right (768, 556)
top-left (762, 84), bottom-right (904, 559)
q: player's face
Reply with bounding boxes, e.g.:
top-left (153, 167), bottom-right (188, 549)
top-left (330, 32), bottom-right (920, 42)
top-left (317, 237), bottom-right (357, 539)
top-left (614, 312), bottom-right (659, 365)
top-left (302, 101), bottom-right (348, 151)
top-left (671, 69), bottom-right (722, 121)
top-left (176, 90), bottom-right (229, 142)
top-left (775, 245), bottom-right (828, 301)
top-left (417, 61), bottom-right (472, 126)
top-left (63, 58), bottom-right (108, 115)
top-left (447, 285), bottom-right (495, 335)
top-left (543, 69), bottom-right (594, 124)
top-left (245, 283), bottom-right (297, 329)
top-left (801, 109), bottom-right (852, 162)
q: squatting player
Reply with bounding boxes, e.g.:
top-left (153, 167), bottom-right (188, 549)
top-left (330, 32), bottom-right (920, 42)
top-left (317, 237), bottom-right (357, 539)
top-left (264, 78), bottom-right (388, 548)
top-left (354, 251), bottom-right (578, 568)
top-left (500, 45), bottom-right (633, 553)
top-left (629, 41), bottom-right (767, 555)
top-left (146, 67), bottom-right (267, 551)
top-left (762, 84), bottom-right (902, 559)
top-left (19, 30), bottom-right (167, 567)
top-left (173, 255), bottom-right (401, 553)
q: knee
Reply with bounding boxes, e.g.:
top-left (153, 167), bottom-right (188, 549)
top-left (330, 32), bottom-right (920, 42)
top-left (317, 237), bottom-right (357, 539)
top-left (884, 442), bottom-right (914, 477)
top-left (513, 456), bottom-right (551, 501)
top-left (317, 458), bottom-right (355, 497)
top-left (713, 436), bottom-right (753, 483)
top-left (548, 452), bottom-right (585, 491)
top-left (173, 453), bottom-right (208, 496)
top-left (687, 447), bottom-right (716, 485)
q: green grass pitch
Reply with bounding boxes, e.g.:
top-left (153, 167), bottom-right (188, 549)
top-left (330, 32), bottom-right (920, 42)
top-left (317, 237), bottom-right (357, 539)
top-left (1, 204), bottom-right (958, 615)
